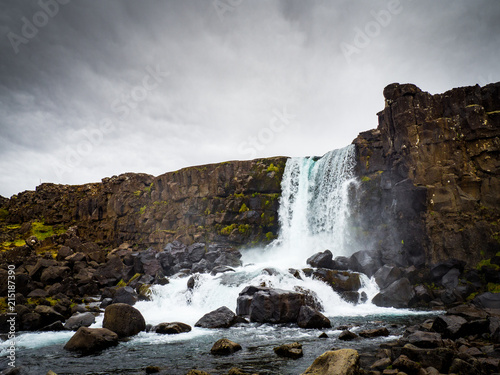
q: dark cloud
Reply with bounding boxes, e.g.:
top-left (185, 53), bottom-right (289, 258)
top-left (0, 0), bottom-right (499, 197)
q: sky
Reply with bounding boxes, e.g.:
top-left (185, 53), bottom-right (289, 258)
top-left (0, 0), bottom-right (499, 198)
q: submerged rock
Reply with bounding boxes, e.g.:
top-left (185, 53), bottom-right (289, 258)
top-left (273, 342), bottom-right (303, 359)
top-left (152, 322), bottom-right (191, 334)
top-left (210, 338), bottom-right (242, 355)
top-left (297, 306), bottom-right (331, 329)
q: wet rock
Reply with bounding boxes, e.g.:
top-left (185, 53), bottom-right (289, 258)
top-left (333, 256), bottom-right (349, 271)
top-left (297, 306), bottom-right (331, 329)
top-left (359, 327), bottom-right (389, 338)
top-left (373, 265), bottom-right (402, 289)
top-left (313, 269), bottom-right (361, 293)
top-left (431, 314), bottom-right (466, 338)
top-left (102, 303), bottom-right (145, 337)
top-left (210, 338), bottom-right (242, 355)
top-left (38, 321), bottom-right (65, 331)
top-left (273, 342), bottom-right (303, 359)
top-left (210, 266), bottom-right (235, 276)
top-left (372, 278), bottom-right (415, 308)
top-left (153, 322), bottom-right (191, 334)
top-left (348, 250), bottom-right (382, 278)
top-left (307, 250), bottom-right (335, 269)
top-left (63, 327), bottom-right (118, 354)
top-left (195, 306), bottom-right (237, 329)
top-left (247, 288), bottom-right (305, 324)
top-left (64, 312), bottom-right (96, 331)
top-left (187, 243), bottom-right (206, 263)
top-left (293, 286), bottom-right (324, 311)
top-left (338, 330), bottom-right (358, 341)
top-left (301, 349), bottom-right (360, 375)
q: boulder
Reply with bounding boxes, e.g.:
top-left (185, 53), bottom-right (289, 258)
top-left (297, 306), bottom-right (331, 329)
top-left (373, 265), bottom-right (402, 289)
top-left (338, 330), bottom-right (358, 341)
top-left (152, 322), bottom-right (191, 334)
top-left (307, 250), bottom-right (335, 269)
top-left (210, 338), bottom-right (242, 355)
top-left (102, 303), bottom-right (146, 337)
top-left (312, 269), bottom-right (361, 293)
top-left (348, 250), bottom-right (382, 277)
top-left (56, 246), bottom-right (74, 261)
top-left (371, 278), bottom-right (415, 308)
top-left (112, 286), bottom-right (138, 306)
top-left (34, 305), bottom-right (65, 328)
top-left (273, 342), bottom-right (303, 359)
top-left (39, 321), bottom-right (65, 331)
top-left (301, 349), bottom-right (360, 375)
top-left (441, 268), bottom-right (460, 289)
top-left (64, 312), bottom-right (96, 331)
top-left (187, 243), bottom-right (206, 263)
top-left (473, 292), bottom-right (500, 309)
top-left (195, 306), bottom-right (237, 329)
top-left (134, 247), bottom-right (162, 276)
top-left (247, 288), bottom-right (305, 324)
top-left (210, 265), bottom-right (235, 276)
top-left (63, 327), bottom-right (118, 354)
top-left (358, 327), bottom-right (389, 338)
top-left (431, 315), bottom-right (467, 339)
top-left (429, 259), bottom-right (465, 282)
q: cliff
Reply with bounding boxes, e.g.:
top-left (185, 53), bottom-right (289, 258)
top-left (0, 157), bottom-right (287, 252)
top-left (353, 82), bottom-right (500, 267)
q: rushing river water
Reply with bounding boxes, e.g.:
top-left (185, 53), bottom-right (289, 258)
top-left (0, 146), bottom-right (435, 374)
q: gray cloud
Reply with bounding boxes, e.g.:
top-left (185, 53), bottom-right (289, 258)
top-left (0, 0), bottom-right (499, 197)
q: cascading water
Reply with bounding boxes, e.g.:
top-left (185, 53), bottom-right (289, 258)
top-left (261, 145), bottom-right (358, 265)
top-left (1, 145), bottom-right (433, 375)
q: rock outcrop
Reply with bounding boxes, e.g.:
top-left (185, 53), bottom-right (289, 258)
top-left (353, 82), bottom-right (500, 267)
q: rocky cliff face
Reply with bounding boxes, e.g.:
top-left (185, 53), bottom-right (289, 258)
top-left (353, 82), bottom-right (500, 267)
top-left (1, 157), bottom-right (287, 251)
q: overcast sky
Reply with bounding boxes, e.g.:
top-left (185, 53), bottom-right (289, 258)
top-left (0, 0), bottom-right (499, 197)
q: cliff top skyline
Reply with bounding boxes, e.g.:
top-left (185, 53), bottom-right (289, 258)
top-left (1, 0), bottom-right (499, 197)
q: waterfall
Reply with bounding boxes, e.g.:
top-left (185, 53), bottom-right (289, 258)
top-left (261, 145), bottom-right (358, 265)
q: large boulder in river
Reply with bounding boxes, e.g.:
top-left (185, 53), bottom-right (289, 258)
top-left (371, 277), bottom-right (415, 308)
top-left (297, 306), bottom-right (331, 329)
top-left (245, 288), bottom-right (306, 324)
top-left (312, 269), bottom-right (361, 293)
top-left (301, 349), bottom-right (360, 375)
top-left (307, 250), bottom-right (335, 269)
top-left (102, 303), bottom-right (145, 337)
top-left (152, 322), bottom-right (192, 334)
top-left (64, 327), bottom-right (118, 354)
top-left (210, 338), bottom-right (242, 355)
top-left (195, 306), bottom-right (237, 328)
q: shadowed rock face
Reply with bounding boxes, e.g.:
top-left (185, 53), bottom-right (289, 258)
top-left (353, 82), bottom-right (500, 267)
top-left (1, 157), bottom-right (287, 250)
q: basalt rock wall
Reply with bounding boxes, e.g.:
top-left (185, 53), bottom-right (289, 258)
top-left (1, 157), bottom-right (287, 250)
top-left (353, 82), bottom-right (500, 267)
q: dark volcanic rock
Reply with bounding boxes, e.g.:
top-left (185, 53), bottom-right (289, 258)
top-left (348, 250), bottom-right (382, 277)
top-left (195, 306), bottom-right (237, 329)
top-left (102, 303), bottom-right (146, 337)
top-left (312, 269), bottom-right (361, 293)
top-left (112, 286), bottom-right (138, 306)
top-left (248, 288), bottom-right (305, 324)
top-left (359, 327), bottom-right (390, 338)
top-left (473, 292), bottom-right (500, 309)
top-left (273, 342), bottom-right (303, 359)
top-left (297, 306), bottom-right (331, 329)
top-left (338, 330), bottom-right (358, 341)
top-left (372, 278), bottom-right (415, 308)
top-left (307, 250), bottom-right (335, 269)
top-left (153, 322), bottom-right (191, 334)
top-left (374, 265), bottom-right (402, 289)
top-left (210, 338), bottom-right (242, 355)
top-left (64, 327), bottom-right (118, 354)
